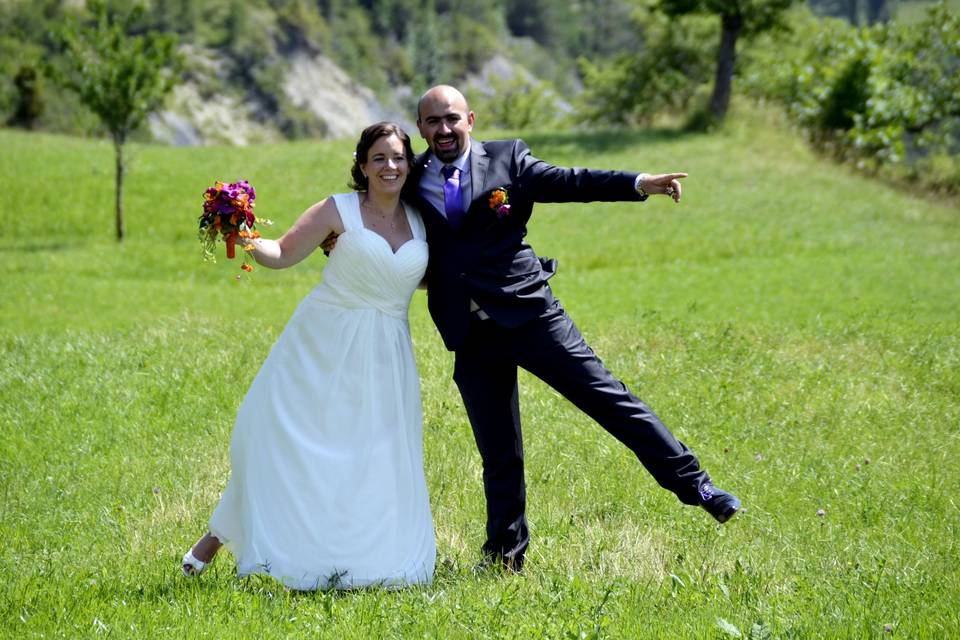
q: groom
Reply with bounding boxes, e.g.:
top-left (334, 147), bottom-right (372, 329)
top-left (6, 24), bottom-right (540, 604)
top-left (409, 85), bottom-right (740, 570)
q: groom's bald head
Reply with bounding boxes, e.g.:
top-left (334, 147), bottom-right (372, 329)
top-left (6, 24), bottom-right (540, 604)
top-left (416, 85), bottom-right (470, 122)
top-left (416, 85), bottom-right (475, 163)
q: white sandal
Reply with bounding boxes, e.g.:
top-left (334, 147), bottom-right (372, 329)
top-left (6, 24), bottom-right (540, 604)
top-left (182, 549), bottom-right (208, 577)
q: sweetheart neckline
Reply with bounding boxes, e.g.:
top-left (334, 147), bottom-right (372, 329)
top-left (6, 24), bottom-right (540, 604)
top-left (344, 228), bottom-right (425, 256)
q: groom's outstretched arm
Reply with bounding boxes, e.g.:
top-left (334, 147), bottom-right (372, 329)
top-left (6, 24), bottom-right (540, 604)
top-left (513, 139), bottom-right (686, 204)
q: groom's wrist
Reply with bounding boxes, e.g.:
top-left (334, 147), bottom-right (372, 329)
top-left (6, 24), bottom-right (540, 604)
top-left (634, 173), bottom-right (650, 201)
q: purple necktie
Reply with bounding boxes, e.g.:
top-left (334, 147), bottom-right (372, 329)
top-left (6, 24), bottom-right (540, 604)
top-left (441, 165), bottom-right (466, 228)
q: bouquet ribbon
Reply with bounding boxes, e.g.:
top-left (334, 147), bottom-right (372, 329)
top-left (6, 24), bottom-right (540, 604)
top-left (225, 232), bottom-right (237, 259)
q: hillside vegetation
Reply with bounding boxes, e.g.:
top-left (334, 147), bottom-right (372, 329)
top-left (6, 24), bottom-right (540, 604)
top-left (4, 1), bottom-right (957, 198)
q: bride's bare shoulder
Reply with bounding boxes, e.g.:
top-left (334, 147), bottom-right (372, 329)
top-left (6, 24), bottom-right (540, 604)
top-left (300, 196), bottom-right (345, 235)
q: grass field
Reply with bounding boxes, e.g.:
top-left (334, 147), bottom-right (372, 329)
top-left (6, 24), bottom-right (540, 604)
top-left (2, 105), bottom-right (959, 638)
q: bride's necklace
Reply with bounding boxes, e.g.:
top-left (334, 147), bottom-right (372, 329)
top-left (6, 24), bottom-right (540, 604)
top-left (361, 195), bottom-right (403, 231)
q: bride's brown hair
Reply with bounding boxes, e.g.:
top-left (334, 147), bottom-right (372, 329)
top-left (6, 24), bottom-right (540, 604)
top-left (349, 122), bottom-right (415, 192)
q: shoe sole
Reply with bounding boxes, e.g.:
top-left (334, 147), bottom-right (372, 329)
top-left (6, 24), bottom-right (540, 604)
top-left (716, 503), bottom-right (741, 524)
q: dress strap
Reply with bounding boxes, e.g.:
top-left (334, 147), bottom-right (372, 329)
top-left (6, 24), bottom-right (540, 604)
top-left (331, 192), bottom-right (363, 232)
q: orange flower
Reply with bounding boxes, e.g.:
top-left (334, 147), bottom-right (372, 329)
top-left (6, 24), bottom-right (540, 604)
top-left (488, 188), bottom-right (511, 218)
top-left (241, 263), bottom-right (254, 272)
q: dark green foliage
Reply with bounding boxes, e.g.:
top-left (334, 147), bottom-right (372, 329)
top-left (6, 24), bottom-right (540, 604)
top-left (274, 0), bottom-right (332, 53)
top-left (0, 0), bottom-right (645, 140)
top-left (505, 0), bottom-right (569, 49)
top-left (660, 0), bottom-right (798, 35)
top-left (330, 5), bottom-right (388, 92)
top-left (7, 65), bottom-right (44, 129)
top-left (50, 1), bottom-right (181, 147)
top-left (577, 8), bottom-right (715, 126)
top-left (473, 75), bottom-right (565, 129)
top-left (742, 3), bottom-right (960, 191)
top-left (819, 55), bottom-right (871, 131)
top-left (655, 0), bottom-right (799, 120)
top-left (409, 0), bottom-right (448, 94)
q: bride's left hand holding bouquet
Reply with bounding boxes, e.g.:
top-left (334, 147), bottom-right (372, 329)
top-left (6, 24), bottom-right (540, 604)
top-left (198, 179), bottom-right (272, 273)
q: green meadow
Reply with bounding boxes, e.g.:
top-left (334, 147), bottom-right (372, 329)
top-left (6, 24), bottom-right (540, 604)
top-left (2, 107), bottom-right (959, 638)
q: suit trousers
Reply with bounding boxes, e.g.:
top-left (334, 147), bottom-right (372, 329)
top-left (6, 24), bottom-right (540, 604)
top-left (453, 299), bottom-right (709, 568)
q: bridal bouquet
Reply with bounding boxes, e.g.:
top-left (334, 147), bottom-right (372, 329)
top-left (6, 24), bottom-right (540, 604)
top-left (198, 179), bottom-right (270, 273)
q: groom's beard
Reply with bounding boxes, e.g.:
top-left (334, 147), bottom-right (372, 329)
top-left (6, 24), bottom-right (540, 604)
top-left (432, 134), bottom-right (461, 163)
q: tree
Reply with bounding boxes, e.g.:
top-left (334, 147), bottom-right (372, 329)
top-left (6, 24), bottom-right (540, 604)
top-left (577, 8), bottom-right (715, 126)
top-left (50, 0), bottom-right (181, 241)
top-left (658, 0), bottom-right (798, 122)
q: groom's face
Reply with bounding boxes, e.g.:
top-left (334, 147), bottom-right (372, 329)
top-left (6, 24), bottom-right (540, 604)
top-left (417, 90), bottom-right (474, 164)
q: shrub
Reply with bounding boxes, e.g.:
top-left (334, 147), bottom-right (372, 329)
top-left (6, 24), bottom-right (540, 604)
top-left (576, 8), bottom-right (715, 126)
top-left (742, 3), bottom-right (960, 190)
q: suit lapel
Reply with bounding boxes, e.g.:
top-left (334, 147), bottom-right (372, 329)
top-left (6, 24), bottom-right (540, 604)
top-left (468, 138), bottom-right (489, 210)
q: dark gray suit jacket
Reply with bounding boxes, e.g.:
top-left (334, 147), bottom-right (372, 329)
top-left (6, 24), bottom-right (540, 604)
top-left (404, 137), bottom-right (645, 351)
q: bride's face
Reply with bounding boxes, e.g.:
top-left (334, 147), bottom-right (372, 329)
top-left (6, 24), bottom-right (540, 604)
top-left (361, 134), bottom-right (409, 196)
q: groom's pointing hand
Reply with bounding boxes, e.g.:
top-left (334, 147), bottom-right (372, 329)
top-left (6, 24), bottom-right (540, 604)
top-left (638, 172), bottom-right (688, 203)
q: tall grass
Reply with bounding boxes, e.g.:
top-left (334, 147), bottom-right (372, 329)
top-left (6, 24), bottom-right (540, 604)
top-left (2, 105), bottom-right (959, 638)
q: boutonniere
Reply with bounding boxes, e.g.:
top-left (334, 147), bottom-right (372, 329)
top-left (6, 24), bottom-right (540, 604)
top-left (488, 188), bottom-right (511, 218)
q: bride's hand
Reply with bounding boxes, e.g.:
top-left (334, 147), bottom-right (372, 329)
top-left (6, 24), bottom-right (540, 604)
top-left (320, 231), bottom-right (339, 257)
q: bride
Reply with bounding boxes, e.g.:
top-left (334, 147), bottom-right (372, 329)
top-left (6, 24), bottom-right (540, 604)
top-left (182, 122), bottom-right (435, 590)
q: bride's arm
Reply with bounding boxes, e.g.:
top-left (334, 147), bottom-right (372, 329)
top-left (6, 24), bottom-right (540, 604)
top-left (242, 198), bottom-right (343, 270)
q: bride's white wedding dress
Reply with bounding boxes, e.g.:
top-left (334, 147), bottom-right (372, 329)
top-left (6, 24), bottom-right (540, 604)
top-left (208, 192), bottom-right (435, 590)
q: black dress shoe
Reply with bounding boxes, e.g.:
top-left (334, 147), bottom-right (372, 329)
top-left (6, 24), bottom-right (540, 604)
top-left (698, 483), bottom-right (741, 523)
top-left (473, 551), bottom-right (524, 574)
